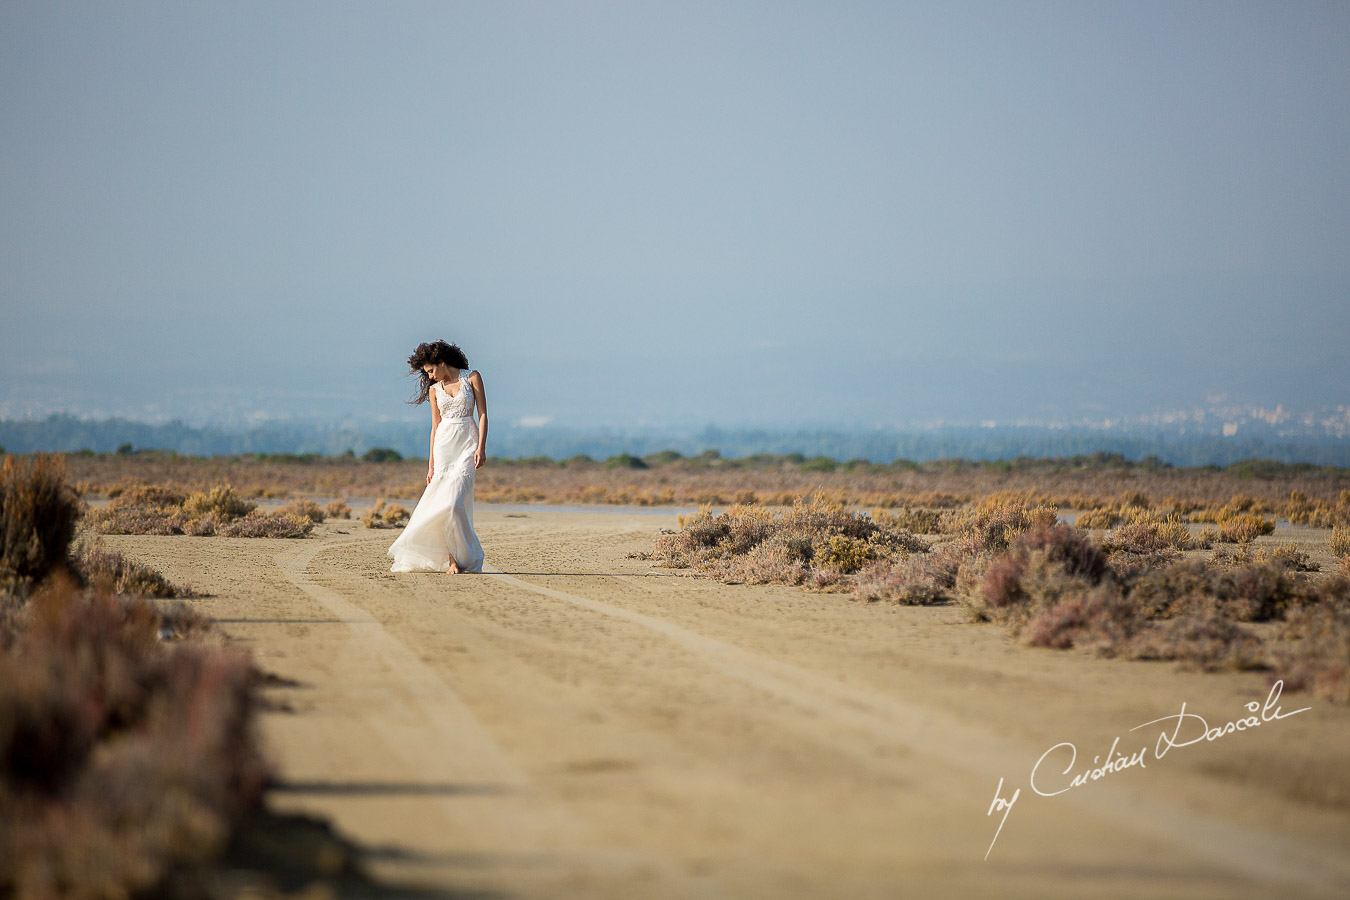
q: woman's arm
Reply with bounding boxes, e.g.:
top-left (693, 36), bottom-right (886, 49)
top-left (427, 384), bottom-right (441, 483)
top-left (470, 370), bottom-right (488, 469)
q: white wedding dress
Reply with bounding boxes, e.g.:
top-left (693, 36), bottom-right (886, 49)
top-left (387, 376), bottom-right (485, 573)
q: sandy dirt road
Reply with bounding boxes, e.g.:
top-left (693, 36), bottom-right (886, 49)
top-left (104, 507), bottom-right (1350, 899)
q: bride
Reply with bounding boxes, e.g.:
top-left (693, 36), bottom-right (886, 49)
top-left (387, 340), bottom-right (487, 574)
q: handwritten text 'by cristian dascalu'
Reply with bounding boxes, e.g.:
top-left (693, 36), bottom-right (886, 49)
top-left (984, 680), bottom-right (1311, 860)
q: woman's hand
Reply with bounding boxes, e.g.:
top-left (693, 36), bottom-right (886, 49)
top-left (474, 448), bottom-right (486, 469)
top-left (426, 464), bottom-right (434, 484)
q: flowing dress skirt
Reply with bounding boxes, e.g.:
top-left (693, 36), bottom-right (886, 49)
top-left (387, 417), bottom-right (485, 573)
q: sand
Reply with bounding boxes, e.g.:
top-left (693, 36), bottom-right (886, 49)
top-left (97, 507), bottom-right (1350, 898)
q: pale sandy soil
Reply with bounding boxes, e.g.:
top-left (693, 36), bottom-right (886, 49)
top-left (95, 507), bottom-right (1350, 899)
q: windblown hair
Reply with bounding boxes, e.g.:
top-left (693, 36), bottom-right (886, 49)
top-left (407, 340), bottom-right (470, 405)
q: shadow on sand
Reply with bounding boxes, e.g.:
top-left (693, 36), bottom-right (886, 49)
top-left (206, 802), bottom-right (506, 899)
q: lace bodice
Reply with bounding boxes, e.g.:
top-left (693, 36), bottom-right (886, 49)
top-left (435, 377), bottom-right (475, 420)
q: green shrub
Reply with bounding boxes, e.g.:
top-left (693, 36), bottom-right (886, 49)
top-left (814, 534), bottom-right (876, 574)
top-left (362, 448), bottom-right (403, 463)
top-left (643, 450), bottom-right (683, 466)
top-left (605, 453), bottom-right (648, 469)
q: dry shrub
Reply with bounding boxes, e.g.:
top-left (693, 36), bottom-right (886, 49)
top-left (361, 500), bottom-right (410, 529)
top-left (959, 519), bottom-right (1322, 669)
top-left (1213, 513), bottom-right (1276, 544)
top-left (85, 503), bottom-right (181, 536)
top-left (276, 498), bottom-right (326, 524)
top-left (1190, 494), bottom-right (1272, 521)
top-left (1075, 507), bottom-right (1125, 529)
top-left (705, 532), bottom-right (811, 586)
top-left (58, 450), bottom-right (1350, 518)
top-left (2, 455), bottom-right (81, 595)
top-left (1020, 583), bottom-right (1141, 652)
top-left (962, 524), bottom-right (1112, 632)
top-left (651, 498), bottom-right (927, 589)
top-left (854, 549), bottom-right (959, 605)
top-left (2, 459), bottom-right (272, 894)
top-left (324, 498), bottom-right (352, 519)
top-left (105, 481), bottom-right (186, 508)
top-left (0, 578), bottom-right (269, 897)
top-left (943, 496), bottom-right (1058, 554)
top-left (871, 506), bottom-right (943, 534)
top-left (86, 482), bottom-right (309, 539)
top-left (1125, 613), bottom-right (1265, 671)
top-left (1121, 560), bottom-right (1212, 620)
top-left (656, 503), bottom-right (776, 568)
top-left (1072, 495), bottom-right (1168, 532)
top-left (1273, 587), bottom-right (1350, 701)
top-left (1213, 542), bottom-right (1318, 572)
top-left (1331, 525), bottom-right (1350, 560)
top-left (71, 539), bottom-right (195, 598)
top-left (183, 486), bottom-right (256, 520)
top-left (1103, 516), bottom-right (1194, 556)
top-left (1125, 559), bottom-right (1309, 624)
top-left (1286, 490), bottom-right (1350, 528)
top-left (1186, 498), bottom-right (1276, 543)
top-left (217, 511), bottom-right (313, 539)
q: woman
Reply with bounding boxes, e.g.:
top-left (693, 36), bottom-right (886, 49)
top-left (387, 340), bottom-right (487, 574)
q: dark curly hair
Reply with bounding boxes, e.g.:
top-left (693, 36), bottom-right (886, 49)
top-left (407, 340), bottom-right (470, 405)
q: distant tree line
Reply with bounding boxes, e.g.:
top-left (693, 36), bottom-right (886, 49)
top-left (3, 413), bottom-right (1350, 468)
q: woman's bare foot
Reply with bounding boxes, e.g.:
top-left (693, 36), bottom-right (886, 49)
top-left (446, 560), bottom-right (461, 575)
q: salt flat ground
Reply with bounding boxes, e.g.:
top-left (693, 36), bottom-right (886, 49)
top-left (103, 508), bottom-right (1350, 899)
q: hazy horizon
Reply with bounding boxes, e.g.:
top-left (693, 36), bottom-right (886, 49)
top-left (3, 2), bottom-right (1347, 431)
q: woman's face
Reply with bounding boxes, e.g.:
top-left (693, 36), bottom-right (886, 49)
top-left (424, 362), bottom-right (456, 381)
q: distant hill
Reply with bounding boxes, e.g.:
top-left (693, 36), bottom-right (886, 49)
top-left (4, 413), bottom-right (1350, 467)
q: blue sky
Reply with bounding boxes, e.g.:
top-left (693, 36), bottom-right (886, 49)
top-left (2, 1), bottom-right (1347, 431)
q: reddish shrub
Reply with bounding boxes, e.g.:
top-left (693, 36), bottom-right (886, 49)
top-left (982, 556), bottom-right (1027, 609)
top-left (1020, 524), bottom-right (1110, 581)
top-left (1021, 584), bottom-right (1139, 652)
top-left (1275, 600), bottom-right (1350, 701)
top-left (1126, 614), bottom-right (1265, 671)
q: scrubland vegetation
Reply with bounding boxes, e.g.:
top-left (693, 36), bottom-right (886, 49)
top-left (646, 493), bottom-right (1350, 702)
top-left (58, 449), bottom-right (1350, 525)
top-left (85, 482), bottom-right (317, 538)
top-left (360, 499), bottom-right (410, 529)
top-left (0, 455), bottom-right (361, 896)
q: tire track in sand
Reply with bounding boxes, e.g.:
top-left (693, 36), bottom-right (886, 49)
top-left (274, 537), bottom-right (727, 899)
top-left (483, 567), bottom-right (1350, 896)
